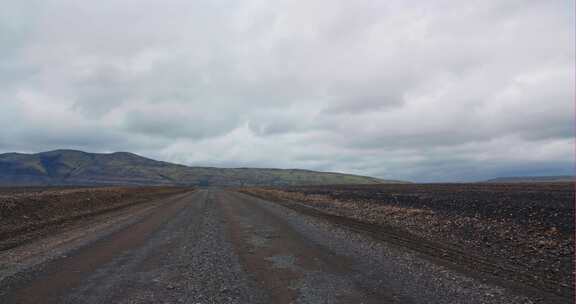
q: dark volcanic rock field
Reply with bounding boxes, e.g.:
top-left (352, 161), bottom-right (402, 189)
top-left (241, 183), bottom-right (575, 297)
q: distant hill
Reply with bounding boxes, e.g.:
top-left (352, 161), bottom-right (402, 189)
top-left (483, 176), bottom-right (574, 183)
top-left (0, 150), bottom-right (404, 187)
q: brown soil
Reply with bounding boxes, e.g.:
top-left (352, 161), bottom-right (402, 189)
top-left (0, 186), bottom-right (191, 250)
top-left (239, 183), bottom-right (575, 299)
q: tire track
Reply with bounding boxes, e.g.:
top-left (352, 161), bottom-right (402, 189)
top-left (241, 192), bottom-right (572, 303)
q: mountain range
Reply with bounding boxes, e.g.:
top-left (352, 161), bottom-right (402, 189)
top-left (0, 150), bottom-right (402, 187)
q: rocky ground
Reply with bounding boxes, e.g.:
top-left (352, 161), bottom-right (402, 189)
top-left (0, 186), bottom-right (189, 250)
top-left (1, 189), bottom-right (557, 304)
top-left (239, 183), bottom-right (574, 298)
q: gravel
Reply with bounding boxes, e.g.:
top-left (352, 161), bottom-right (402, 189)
top-left (0, 186), bottom-right (188, 250)
top-left (62, 191), bottom-right (267, 304)
top-left (1, 189), bottom-right (567, 303)
top-left (248, 194), bottom-right (538, 304)
top-left (241, 183), bottom-right (574, 291)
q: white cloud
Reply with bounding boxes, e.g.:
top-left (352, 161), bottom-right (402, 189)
top-left (0, 0), bottom-right (573, 181)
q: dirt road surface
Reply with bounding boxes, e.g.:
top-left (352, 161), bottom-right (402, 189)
top-left (0, 189), bottom-right (568, 303)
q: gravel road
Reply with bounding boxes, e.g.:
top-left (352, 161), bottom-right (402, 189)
top-left (0, 189), bottom-right (566, 303)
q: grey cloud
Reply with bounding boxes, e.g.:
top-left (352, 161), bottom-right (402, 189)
top-left (0, 0), bottom-right (572, 181)
top-left (72, 65), bottom-right (134, 117)
top-left (123, 105), bottom-right (240, 140)
top-left (322, 94), bottom-right (405, 115)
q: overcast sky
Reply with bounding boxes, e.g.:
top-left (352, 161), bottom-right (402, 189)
top-left (0, 0), bottom-right (573, 182)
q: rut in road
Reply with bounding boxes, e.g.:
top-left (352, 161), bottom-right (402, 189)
top-left (0, 189), bottom-right (552, 304)
top-left (0, 191), bottom-right (265, 304)
top-left (216, 190), bottom-right (408, 303)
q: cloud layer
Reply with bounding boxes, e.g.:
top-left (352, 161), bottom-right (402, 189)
top-left (0, 0), bottom-right (573, 181)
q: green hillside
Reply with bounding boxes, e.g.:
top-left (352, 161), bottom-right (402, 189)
top-left (0, 150), bottom-right (404, 186)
